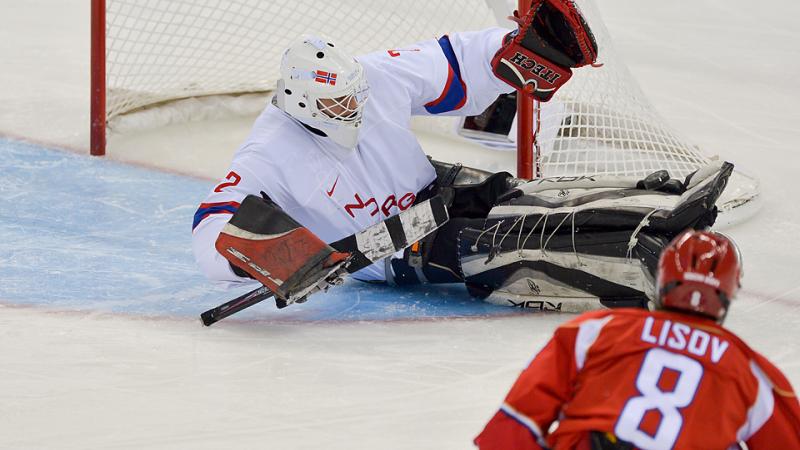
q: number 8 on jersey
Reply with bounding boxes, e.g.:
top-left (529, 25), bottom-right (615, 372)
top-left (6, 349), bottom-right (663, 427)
top-left (615, 348), bottom-right (704, 450)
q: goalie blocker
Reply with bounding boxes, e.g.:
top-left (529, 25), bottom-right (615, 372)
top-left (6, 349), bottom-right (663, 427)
top-left (215, 194), bottom-right (351, 304)
top-left (210, 192), bottom-right (450, 315)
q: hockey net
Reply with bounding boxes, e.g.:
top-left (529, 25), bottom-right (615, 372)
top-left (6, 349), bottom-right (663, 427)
top-left (101, 0), bottom-right (504, 123)
top-left (94, 0), bottom-right (760, 224)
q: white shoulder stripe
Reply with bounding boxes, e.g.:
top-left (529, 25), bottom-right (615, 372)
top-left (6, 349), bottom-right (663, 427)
top-left (500, 402), bottom-right (547, 448)
top-left (575, 316), bottom-right (613, 371)
top-left (736, 360), bottom-right (776, 441)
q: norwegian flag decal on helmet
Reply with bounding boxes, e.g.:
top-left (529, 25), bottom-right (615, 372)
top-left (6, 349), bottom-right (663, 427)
top-left (314, 70), bottom-right (337, 85)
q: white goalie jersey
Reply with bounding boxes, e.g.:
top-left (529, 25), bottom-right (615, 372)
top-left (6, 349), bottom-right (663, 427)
top-left (192, 27), bottom-right (513, 285)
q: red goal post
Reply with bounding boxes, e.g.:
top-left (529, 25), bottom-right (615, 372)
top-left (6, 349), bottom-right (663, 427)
top-left (90, 0), bottom-right (106, 157)
top-left (516, 0), bottom-right (536, 179)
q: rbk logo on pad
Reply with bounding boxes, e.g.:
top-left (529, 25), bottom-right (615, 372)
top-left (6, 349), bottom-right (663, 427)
top-left (314, 70), bottom-right (337, 85)
top-left (507, 299), bottom-right (562, 311)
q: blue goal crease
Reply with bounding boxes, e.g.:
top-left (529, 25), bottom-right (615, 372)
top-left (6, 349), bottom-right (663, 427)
top-left (0, 138), bottom-right (515, 322)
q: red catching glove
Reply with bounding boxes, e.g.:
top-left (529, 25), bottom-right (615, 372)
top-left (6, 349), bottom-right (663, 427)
top-left (492, 0), bottom-right (599, 101)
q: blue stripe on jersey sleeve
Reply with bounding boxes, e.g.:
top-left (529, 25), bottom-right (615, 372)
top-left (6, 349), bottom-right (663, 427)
top-left (438, 35), bottom-right (463, 80)
top-left (424, 35), bottom-right (467, 114)
top-left (192, 202), bottom-right (239, 230)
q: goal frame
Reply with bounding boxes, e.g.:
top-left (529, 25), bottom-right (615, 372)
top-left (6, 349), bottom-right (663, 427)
top-left (88, 0), bottom-right (539, 178)
top-left (90, 0), bottom-right (106, 157)
top-left (515, 0), bottom-right (536, 179)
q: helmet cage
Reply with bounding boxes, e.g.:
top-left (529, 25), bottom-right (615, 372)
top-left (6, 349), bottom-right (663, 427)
top-left (310, 77), bottom-right (369, 125)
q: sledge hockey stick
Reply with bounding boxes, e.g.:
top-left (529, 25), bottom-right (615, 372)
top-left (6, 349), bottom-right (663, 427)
top-left (200, 285), bottom-right (273, 326)
top-left (200, 196), bottom-right (449, 326)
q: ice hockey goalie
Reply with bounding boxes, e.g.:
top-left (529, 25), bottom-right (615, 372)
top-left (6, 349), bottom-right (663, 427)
top-left (191, 0), bottom-right (732, 312)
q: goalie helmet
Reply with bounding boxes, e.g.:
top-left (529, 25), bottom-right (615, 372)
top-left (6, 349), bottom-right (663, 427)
top-left (657, 230), bottom-right (743, 323)
top-left (274, 35), bottom-right (369, 149)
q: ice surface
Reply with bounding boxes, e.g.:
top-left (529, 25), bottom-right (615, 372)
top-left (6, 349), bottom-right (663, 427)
top-left (0, 139), bottom-right (519, 322)
top-left (1, 0), bottom-right (799, 449)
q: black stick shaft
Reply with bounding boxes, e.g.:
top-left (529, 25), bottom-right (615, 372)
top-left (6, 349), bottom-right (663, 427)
top-left (200, 285), bottom-right (273, 326)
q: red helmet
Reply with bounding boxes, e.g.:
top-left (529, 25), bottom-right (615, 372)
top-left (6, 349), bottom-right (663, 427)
top-left (657, 230), bottom-right (742, 322)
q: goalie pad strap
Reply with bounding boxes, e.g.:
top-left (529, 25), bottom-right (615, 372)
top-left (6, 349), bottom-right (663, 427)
top-left (329, 195), bottom-right (450, 272)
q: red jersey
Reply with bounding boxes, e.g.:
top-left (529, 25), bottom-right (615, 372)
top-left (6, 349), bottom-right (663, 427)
top-left (475, 308), bottom-right (800, 449)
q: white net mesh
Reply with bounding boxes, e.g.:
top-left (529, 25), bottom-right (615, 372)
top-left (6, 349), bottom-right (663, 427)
top-left (534, 0), bottom-right (708, 179)
top-left (106, 0), bottom-right (504, 120)
top-left (104, 0), bottom-right (759, 219)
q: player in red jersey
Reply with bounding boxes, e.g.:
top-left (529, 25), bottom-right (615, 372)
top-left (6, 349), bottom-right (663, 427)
top-left (474, 230), bottom-right (800, 449)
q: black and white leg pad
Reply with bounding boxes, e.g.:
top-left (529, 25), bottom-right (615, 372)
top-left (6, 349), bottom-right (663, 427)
top-left (459, 225), bottom-right (667, 311)
top-left (458, 161), bottom-right (733, 311)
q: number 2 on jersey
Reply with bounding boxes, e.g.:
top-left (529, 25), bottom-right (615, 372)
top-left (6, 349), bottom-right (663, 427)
top-left (614, 348), bottom-right (704, 450)
top-left (214, 171), bottom-right (241, 193)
